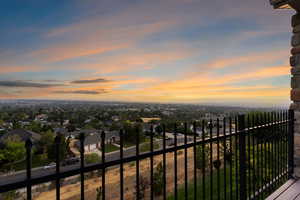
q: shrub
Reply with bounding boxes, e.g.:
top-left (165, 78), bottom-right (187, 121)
top-left (85, 153), bottom-right (101, 164)
top-left (153, 162), bottom-right (164, 196)
top-left (135, 175), bottom-right (149, 199)
top-left (96, 186), bottom-right (102, 200)
top-left (196, 144), bottom-right (210, 170)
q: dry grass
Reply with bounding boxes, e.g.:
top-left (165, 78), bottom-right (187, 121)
top-left (35, 144), bottom-right (220, 200)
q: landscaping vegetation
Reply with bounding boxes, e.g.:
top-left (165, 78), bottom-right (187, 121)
top-left (104, 144), bottom-right (119, 153)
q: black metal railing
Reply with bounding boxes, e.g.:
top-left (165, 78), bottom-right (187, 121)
top-left (0, 110), bottom-right (295, 200)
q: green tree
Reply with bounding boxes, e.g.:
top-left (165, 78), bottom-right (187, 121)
top-left (38, 130), bottom-right (55, 153)
top-left (0, 136), bottom-right (26, 167)
top-left (46, 135), bottom-right (67, 162)
top-left (123, 122), bottom-right (144, 144)
top-left (27, 121), bottom-right (42, 132)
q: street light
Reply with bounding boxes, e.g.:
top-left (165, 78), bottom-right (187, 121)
top-left (270, 0), bottom-right (300, 11)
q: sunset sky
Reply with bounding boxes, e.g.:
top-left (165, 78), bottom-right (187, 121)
top-left (0, 0), bottom-right (295, 106)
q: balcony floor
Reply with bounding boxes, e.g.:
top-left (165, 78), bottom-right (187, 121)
top-left (266, 179), bottom-right (300, 200)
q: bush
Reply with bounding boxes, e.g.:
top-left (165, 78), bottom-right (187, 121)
top-left (96, 186), bottom-right (103, 200)
top-left (85, 153), bottom-right (101, 164)
top-left (1, 191), bottom-right (18, 200)
top-left (153, 162), bottom-right (164, 196)
top-left (135, 175), bottom-right (149, 199)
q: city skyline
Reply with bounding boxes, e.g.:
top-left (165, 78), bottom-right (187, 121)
top-left (0, 0), bottom-right (294, 106)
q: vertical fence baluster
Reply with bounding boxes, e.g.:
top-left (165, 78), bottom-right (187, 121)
top-left (246, 114), bottom-right (251, 198)
top-left (234, 116), bottom-right (239, 200)
top-left (264, 113), bottom-right (268, 196)
top-left (79, 133), bottom-right (85, 200)
top-left (285, 110), bottom-right (288, 179)
top-left (25, 139), bottom-right (32, 200)
top-left (217, 118), bottom-right (220, 200)
top-left (251, 114), bottom-right (256, 199)
top-left (135, 127), bottom-right (140, 200)
top-left (202, 120), bottom-right (206, 200)
top-left (288, 109), bottom-right (295, 179)
top-left (163, 125), bottom-right (167, 200)
top-left (174, 124), bottom-right (178, 200)
top-left (101, 131), bottom-right (106, 200)
top-left (184, 122), bottom-right (188, 200)
top-left (274, 112), bottom-right (278, 188)
top-left (279, 111), bottom-right (283, 183)
top-left (278, 111), bottom-right (281, 182)
top-left (229, 117), bottom-right (233, 200)
top-left (238, 115), bottom-right (246, 200)
top-left (136, 127), bottom-right (140, 200)
top-left (282, 110), bottom-right (285, 180)
top-left (150, 125), bottom-right (154, 200)
top-left (55, 134), bottom-right (61, 200)
top-left (209, 119), bottom-right (213, 200)
top-left (119, 130), bottom-right (124, 200)
top-left (193, 122), bottom-right (197, 200)
top-left (258, 113), bottom-right (263, 200)
top-left (271, 112), bottom-right (275, 190)
top-left (278, 111), bottom-right (282, 183)
top-left (223, 118), bottom-right (227, 200)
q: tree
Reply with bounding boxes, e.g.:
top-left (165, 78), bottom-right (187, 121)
top-left (38, 130), bottom-right (55, 154)
top-left (46, 135), bottom-right (67, 162)
top-left (123, 122), bottom-right (144, 144)
top-left (27, 121), bottom-right (42, 132)
top-left (0, 136), bottom-right (26, 168)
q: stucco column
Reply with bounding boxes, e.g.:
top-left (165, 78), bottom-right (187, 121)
top-left (290, 11), bottom-right (300, 178)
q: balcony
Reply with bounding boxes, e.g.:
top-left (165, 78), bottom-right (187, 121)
top-left (0, 110), bottom-right (295, 200)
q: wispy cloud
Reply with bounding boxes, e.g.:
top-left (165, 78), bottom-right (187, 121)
top-left (54, 89), bottom-right (107, 95)
top-left (0, 80), bottom-right (63, 88)
top-left (71, 78), bottom-right (111, 84)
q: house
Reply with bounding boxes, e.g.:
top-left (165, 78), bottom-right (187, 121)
top-left (75, 130), bottom-right (120, 152)
top-left (76, 134), bottom-right (101, 152)
top-left (35, 114), bottom-right (48, 122)
top-left (111, 115), bottom-right (120, 122)
top-left (0, 129), bottom-right (41, 144)
top-left (105, 130), bottom-right (120, 144)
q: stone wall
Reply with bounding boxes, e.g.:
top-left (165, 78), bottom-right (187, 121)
top-left (290, 11), bottom-right (300, 178)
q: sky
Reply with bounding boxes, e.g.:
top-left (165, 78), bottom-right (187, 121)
top-left (0, 0), bottom-right (295, 107)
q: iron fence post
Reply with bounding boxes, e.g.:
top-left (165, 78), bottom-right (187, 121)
top-left (25, 139), bottom-right (32, 200)
top-left (288, 109), bottom-right (295, 179)
top-left (55, 134), bottom-right (61, 200)
top-left (238, 115), bottom-right (246, 200)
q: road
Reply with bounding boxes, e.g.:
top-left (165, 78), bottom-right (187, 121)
top-left (0, 136), bottom-right (195, 187)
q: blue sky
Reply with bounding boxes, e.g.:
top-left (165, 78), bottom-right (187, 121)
top-left (0, 0), bottom-right (295, 106)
